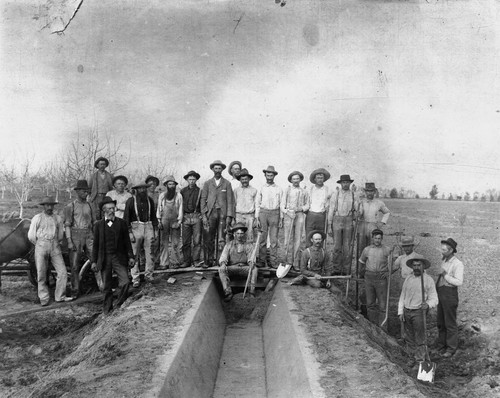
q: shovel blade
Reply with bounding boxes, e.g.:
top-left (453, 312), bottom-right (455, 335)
top-left (417, 360), bottom-right (436, 383)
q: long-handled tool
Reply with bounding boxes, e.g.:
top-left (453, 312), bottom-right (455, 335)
top-left (276, 214), bottom-right (295, 278)
top-left (243, 230), bottom-right (262, 298)
top-left (417, 263), bottom-right (436, 383)
top-left (355, 232), bottom-right (360, 311)
top-left (381, 248), bottom-right (394, 328)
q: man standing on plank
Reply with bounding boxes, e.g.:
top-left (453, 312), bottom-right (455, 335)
top-left (106, 175), bottom-right (132, 219)
top-left (88, 157), bottom-right (114, 220)
top-left (357, 182), bottom-right (390, 253)
top-left (255, 166), bottom-right (283, 268)
top-left (306, 168), bottom-right (331, 246)
top-left (180, 170), bottom-right (202, 268)
top-left (435, 238), bottom-right (464, 358)
top-left (281, 171), bottom-right (309, 270)
top-left (234, 168), bottom-right (257, 243)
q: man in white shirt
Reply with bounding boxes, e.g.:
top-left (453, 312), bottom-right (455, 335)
top-left (398, 255), bottom-right (438, 363)
top-left (306, 168), bottom-right (331, 246)
top-left (228, 160), bottom-right (242, 192)
top-left (234, 168), bottom-right (257, 243)
top-left (255, 166), bottom-right (283, 268)
top-left (358, 182), bottom-right (390, 253)
top-left (106, 175), bottom-right (132, 219)
top-left (435, 238), bottom-right (464, 357)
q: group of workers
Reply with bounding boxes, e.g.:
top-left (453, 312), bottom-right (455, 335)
top-left (26, 156), bottom-right (464, 363)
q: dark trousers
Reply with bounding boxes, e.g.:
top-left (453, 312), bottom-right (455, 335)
top-left (305, 211), bottom-right (326, 246)
top-left (403, 308), bottom-right (427, 361)
top-left (204, 209), bottom-right (226, 264)
top-left (182, 213), bottom-right (202, 264)
top-left (365, 273), bottom-right (388, 326)
top-left (69, 229), bottom-right (93, 297)
top-left (436, 286), bottom-right (459, 352)
top-left (101, 254), bottom-right (130, 314)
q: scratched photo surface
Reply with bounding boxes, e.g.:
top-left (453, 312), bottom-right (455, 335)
top-left (0, 0), bottom-right (499, 194)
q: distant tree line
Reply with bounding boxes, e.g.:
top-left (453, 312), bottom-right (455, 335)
top-left (383, 184), bottom-right (500, 202)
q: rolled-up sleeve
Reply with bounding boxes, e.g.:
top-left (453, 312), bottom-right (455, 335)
top-left (27, 215), bottom-right (39, 244)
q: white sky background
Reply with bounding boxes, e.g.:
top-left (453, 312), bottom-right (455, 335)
top-left (0, 0), bottom-right (500, 196)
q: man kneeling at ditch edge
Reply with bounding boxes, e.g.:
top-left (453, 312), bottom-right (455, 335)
top-left (218, 222), bottom-right (258, 302)
top-left (289, 230), bottom-right (339, 293)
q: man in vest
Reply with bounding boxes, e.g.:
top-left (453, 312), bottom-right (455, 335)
top-left (63, 180), bottom-right (103, 299)
top-left (234, 168), bottom-right (258, 243)
top-left (218, 222), bottom-right (258, 302)
top-left (281, 171), bottom-right (309, 270)
top-left (88, 157), bottom-right (114, 220)
top-left (157, 176), bottom-right (184, 269)
top-left (358, 182), bottom-right (390, 253)
top-left (106, 175), bottom-right (132, 219)
top-left (306, 168), bottom-right (331, 246)
top-left (145, 175), bottom-right (161, 266)
top-left (180, 170), bottom-right (202, 268)
top-left (124, 182), bottom-right (158, 287)
top-left (327, 174), bottom-right (358, 274)
top-left (91, 196), bottom-right (135, 314)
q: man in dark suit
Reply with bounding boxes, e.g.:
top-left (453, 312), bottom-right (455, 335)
top-left (200, 160), bottom-right (235, 267)
top-left (91, 196), bottom-right (135, 314)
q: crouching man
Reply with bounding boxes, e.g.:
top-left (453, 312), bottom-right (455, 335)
top-left (218, 223), bottom-right (258, 302)
top-left (398, 255), bottom-right (438, 364)
top-left (290, 230), bottom-right (338, 293)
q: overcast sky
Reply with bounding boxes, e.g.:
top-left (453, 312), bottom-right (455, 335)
top-left (1, 0), bottom-right (499, 196)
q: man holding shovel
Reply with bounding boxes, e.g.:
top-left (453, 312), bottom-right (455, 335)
top-left (281, 171), bottom-right (309, 271)
top-left (398, 255), bottom-right (438, 366)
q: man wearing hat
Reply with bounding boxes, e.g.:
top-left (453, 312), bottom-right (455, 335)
top-left (88, 157), bottom-right (114, 220)
top-left (124, 182), bottom-right (159, 286)
top-left (28, 197), bottom-right (72, 306)
top-left (106, 175), bottom-right (132, 219)
top-left (200, 160), bottom-right (235, 266)
top-left (393, 236), bottom-right (421, 281)
top-left (228, 160), bottom-right (243, 191)
top-left (358, 182), bottom-right (390, 253)
top-left (180, 171), bottom-right (202, 267)
top-left (306, 168), bottom-right (332, 246)
top-left (255, 166), bottom-right (283, 268)
top-left (281, 171), bottom-right (309, 270)
top-left (327, 174), bottom-right (358, 273)
top-left (157, 176), bottom-right (184, 269)
top-left (358, 229), bottom-right (393, 326)
top-left (290, 230), bottom-right (334, 290)
top-left (63, 180), bottom-right (102, 298)
top-left (435, 238), bottom-right (464, 357)
top-left (218, 222), bottom-right (258, 301)
top-left (398, 255), bottom-right (438, 364)
top-left (146, 175), bottom-right (161, 266)
top-left (91, 196), bottom-right (135, 314)
top-left (233, 168), bottom-right (257, 243)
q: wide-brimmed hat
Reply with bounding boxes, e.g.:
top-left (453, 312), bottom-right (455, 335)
top-left (39, 196), bottom-right (58, 206)
top-left (112, 175), bottom-right (128, 186)
top-left (288, 171), bottom-right (304, 183)
top-left (307, 229), bottom-right (326, 242)
top-left (73, 180), bottom-right (90, 191)
top-left (441, 238), bottom-right (458, 253)
top-left (263, 165), bottom-right (278, 175)
top-left (400, 236), bottom-right (415, 246)
top-left (237, 168), bottom-right (253, 180)
top-left (406, 255), bottom-right (431, 269)
top-left (371, 228), bottom-right (383, 237)
top-left (132, 182), bottom-right (150, 189)
top-left (99, 196), bottom-right (117, 210)
top-left (364, 182), bottom-right (377, 191)
top-left (94, 157), bottom-right (109, 168)
top-left (163, 175), bottom-right (178, 186)
top-left (183, 170), bottom-right (200, 181)
top-left (228, 161), bottom-right (242, 176)
top-left (337, 174), bottom-right (354, 184)
top-left (210, 160), bottom-right (226, 170)
top-left (230, 222), bottom-right (248, 233)
top-left (145, 175), bottom-right (160, 186)
top-left (309, 168), bottom-right (331, 184)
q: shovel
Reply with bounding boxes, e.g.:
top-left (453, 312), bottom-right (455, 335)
top-left (417, 263), bottom-right (436, 383)
top-left (276, 213), bottom-right (295, 279)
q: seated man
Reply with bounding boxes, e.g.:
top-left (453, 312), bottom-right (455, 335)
top-left (218, 223), bottom-right (258, 302)
top-left (290, 230), bottom-right (334, 290)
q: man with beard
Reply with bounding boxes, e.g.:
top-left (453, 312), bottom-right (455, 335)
top-left (88, 157), bottom-right (114, 220)
top-left (91, 196), bottom-right (135, 314)
top-left (435, 238), bottom-right (464, 358)
top-left (28, 196), bottom-right (72, 306)
top-left (228, 160), bottom-right (243, 192)
top-left (306, 168), bottom-right (331, 246)
top-left (218, 222), bottom-right (258, 302)
top-left (124, 182), bottom-right (158, 287)
top-left (180, 170), bottom-right (202, 268)
top-left (255, 166), bottom-right (283, 268)
top-left (233, 168), bottom-right (257, 243)
top-left (157, 176), bottom-right (184, 269)
top-left (398, 255), bottom-right (438, 364)
top-left (281, 171), bottom-right (309, 270)
top-left (358, 182), bottom-right (390, 253)
top-left (64, 180), bottom-right (103, 299)
top-left (106, 175), bottom-right (132, 219)
top-left (200, 160), bottom-right (234, 267)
